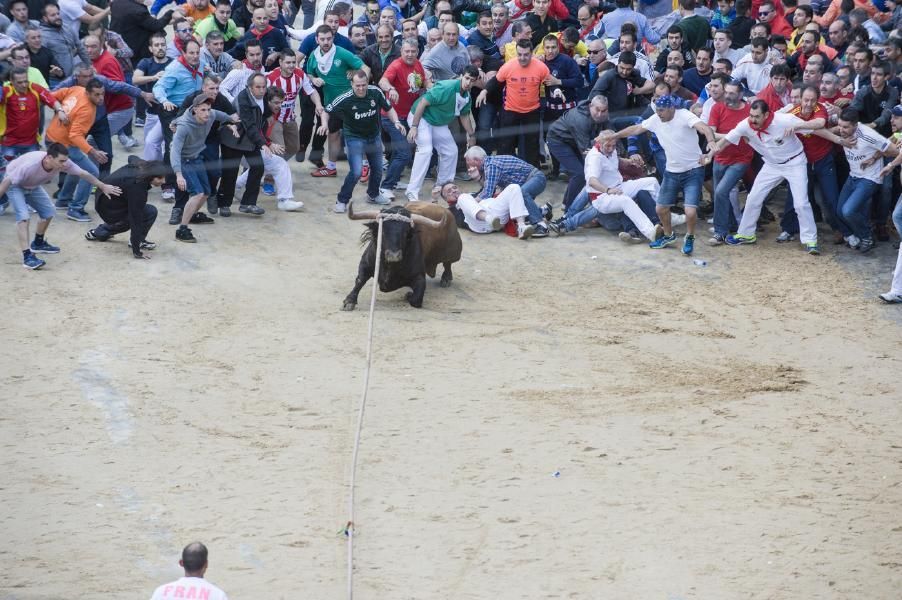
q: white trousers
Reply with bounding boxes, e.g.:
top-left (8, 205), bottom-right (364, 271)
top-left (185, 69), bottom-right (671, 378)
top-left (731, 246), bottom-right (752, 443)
top-left (408, 121), bottom-right (457, 198)
top-left (591, 177), bottom-right (660, 240)
top-left (456, 184), bottom-right (529, 233)
top-left (142, 114), bottom-right (164, 161)
top-left (738, 160), bottom-right (817, 244)
top-left (891, 243), bottom-right (902, 295)
top-left (237, 152), bottom-right (293, 200)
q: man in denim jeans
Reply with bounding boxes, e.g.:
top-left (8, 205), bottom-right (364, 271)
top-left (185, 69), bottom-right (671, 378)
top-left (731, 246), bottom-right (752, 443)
top-left (319, 70), bottom-right (406, 213)
top-left (611, 94), bottom-right (716, 255)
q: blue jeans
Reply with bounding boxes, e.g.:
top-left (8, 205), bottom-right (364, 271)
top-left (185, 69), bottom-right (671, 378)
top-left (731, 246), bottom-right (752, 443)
top-left (546, 139), bottom-right (584, 207)
top-left (563, 189), bottom-right (658, 232)
top-left (893, 195), bottom-right (902, 235)
top-left (839, 176), bottom-right (879, 240)
top-left (58, 146), bottom-right (99, 211)
top-left (658, 167), bottom-right (704, 207)
top-left (381, 117), bottom-right (411, 190)
top-left (519, 170), bottom-right (547, 223)
top-left (781, 153), bottom-right (842, 235)
top-left (339, 135), bottom-right (384, 204)
top-left (712, 161), bottom-right (748, 236)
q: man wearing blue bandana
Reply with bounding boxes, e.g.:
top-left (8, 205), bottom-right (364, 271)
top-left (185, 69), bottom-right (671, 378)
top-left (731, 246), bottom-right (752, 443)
top-left (610, 94), bottom-right (716, 255)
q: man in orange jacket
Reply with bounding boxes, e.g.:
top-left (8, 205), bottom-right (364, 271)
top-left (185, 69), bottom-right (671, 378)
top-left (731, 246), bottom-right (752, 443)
top-left (45, 79), bottom-right (108, 222)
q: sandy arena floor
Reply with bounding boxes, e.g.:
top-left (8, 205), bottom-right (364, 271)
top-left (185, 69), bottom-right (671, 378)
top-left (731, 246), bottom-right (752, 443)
top-left (2, 146), bottom-right (902, 600)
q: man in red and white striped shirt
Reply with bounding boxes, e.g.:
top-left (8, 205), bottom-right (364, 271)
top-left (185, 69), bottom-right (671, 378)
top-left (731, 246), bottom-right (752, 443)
top-left (265, 49), bottom-right (323, 159)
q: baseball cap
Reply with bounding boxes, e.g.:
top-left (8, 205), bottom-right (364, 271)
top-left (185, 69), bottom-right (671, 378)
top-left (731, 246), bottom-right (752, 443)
top-left (191, 94), bottom-right (214, 109)
top-left (892, 105), bottom-right (902, 117)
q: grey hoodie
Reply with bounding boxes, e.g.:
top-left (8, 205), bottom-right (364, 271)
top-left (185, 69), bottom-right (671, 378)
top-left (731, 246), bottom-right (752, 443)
top-left (170, 109), bottom-right (231, 173)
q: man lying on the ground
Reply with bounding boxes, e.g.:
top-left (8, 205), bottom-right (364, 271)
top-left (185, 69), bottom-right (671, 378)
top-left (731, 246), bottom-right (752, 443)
top-left (440, 182), bottom-right (536, 240)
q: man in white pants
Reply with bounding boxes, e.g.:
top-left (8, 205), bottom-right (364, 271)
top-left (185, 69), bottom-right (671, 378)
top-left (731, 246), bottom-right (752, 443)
top-left (405, 66), bottom-right (479, 202)
top-left (440, 182), bottom-right (536, 240)
top-left (712, 99), bottom-right (826, 255)
top-left (548, 131), bottom-right (663, 243)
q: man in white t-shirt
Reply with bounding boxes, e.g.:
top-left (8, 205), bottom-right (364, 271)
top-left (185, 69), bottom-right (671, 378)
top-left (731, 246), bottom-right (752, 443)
top-left (732, 38), bottom-right (773, 95)
top-left (817, 108), bottom-right (898, 253)
top-left (58, 0), bottom-right (108, 42)
top-left (712, 99), bottom-right (828, 254)
top-left (150, 543), bottom-right (228, 600)
top-left (611, 95), bottom-right (717, 256)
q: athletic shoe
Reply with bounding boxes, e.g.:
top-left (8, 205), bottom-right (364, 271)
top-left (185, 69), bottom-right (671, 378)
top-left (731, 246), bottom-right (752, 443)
top-left (649, 232), bottom-right (677, 249)
top-left (517, 223), bottom-right (534, 240)
top-left (119, 134), bottom-right (139, 149)
top-left (845, 234), bottom-right (861, 249)
top-left (312, 166), bottom-right (337, 177)
top-left (805, 242), bottom-right (820, 255)
top-left (66, 208), bottom-right (91, 222)
top-left (879, 292), bottom-right (902, 304)
top-left (128, 240), bottom-right (157, 251)
top-left (379, 188), bottom-right (395, 200)
top-left (85, 229), bottom-right (99, 241)
top-left (670, 212), bottom-right (687, 227)
top-left (367, 192), bottom-right (391, 205)
top-left (775, 231), bottom-right (795, 243)
top-left (262, 183), bottom-right (276, 196)
top-left (161, 188), bottom-right (175, 201)
top-left (333, 201), bottom-right (348, 214)
top-left (55, 199), bottom-right (69, 210)
top-left (239, 204), bottom-right (265, 215)
top-left (540, 202), bottom-right (553, 221)
top-left (175, 226), bottom-right (196, 243)
top-left (360, 165), bottom-right (370, 182)
top-left (681, 234), bottom-right (695, 255)
top-left (707, 234), bottom-right (725, 246)
top-left (277, 199), bottom-right (305, 211)
top-left (23, 252), bottom-right (45, 270)
top-left (532, 222), bottom-right (549, 238)
top-left (405, 191), bottom-right (418, 203)
top-left (219, 206), bottom-right (232, 217)
top-left (190, 212), bottom-right (215, 224)
top-left (619, 230), bottom-right (643, 243)
top-left (31, 239), bottom-right (60, 253)
top-left (725, 234), bottom-right (756, 245)
top-left (168, 207), bottom-right (182, 225)
top-left (858, 237), bottom-right (876, 253)
top-left (548, 217), bottom-right (566, 236)
top-left (206, 197), bottom-right (218, 215)
top-left (134, 117), bottom-right (145, 127)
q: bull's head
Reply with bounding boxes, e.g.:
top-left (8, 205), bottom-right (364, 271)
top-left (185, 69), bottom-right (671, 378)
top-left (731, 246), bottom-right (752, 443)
top-left (349, 203), bottom-right (444, 263)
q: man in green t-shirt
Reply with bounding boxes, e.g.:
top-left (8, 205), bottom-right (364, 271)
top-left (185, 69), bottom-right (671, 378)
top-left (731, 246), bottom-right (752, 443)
top-left (319, 71), bottom-right (406, 212)
top-left (306, 25), bottom-right (371, 177)
top-left (404, 65), bottom-right (479, 202)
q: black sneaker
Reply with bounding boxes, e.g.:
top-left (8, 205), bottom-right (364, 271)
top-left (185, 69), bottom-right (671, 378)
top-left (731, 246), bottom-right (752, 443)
top-left (532, 222), bottom-right (549, 238)
top-left (128, 240), bottom-right (157, 250)
top-left (23, 251), bottom-right (45, 270)
top-left (219, 206), bottom-right (232, 217)
top-left (859, 237), bottom-right (876, 253)
top-left (239, 204), bottom-right (265, 216)
top-left (169, 207), bottom-right (183, 225)
top-left (548, 217), bottom-right (566, 237)
top-left (85, 229), bottom-right (99, 241)
top-left (540, 202), bottom-right (553, 221)
top-left (175, 226), bottom-right (196, 243)
top-left (31, 239), bottom-right (60, 253)
top-left (190, 212), bottom-right (215, 224)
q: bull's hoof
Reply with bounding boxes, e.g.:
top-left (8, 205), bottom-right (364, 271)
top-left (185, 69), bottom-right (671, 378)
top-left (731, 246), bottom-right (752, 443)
top-left (341, 301), bottom-right (357, 311)
top-left (405, 292), bottom-right (423, 308)
top-left (439, 278), bottom-right (451, 288)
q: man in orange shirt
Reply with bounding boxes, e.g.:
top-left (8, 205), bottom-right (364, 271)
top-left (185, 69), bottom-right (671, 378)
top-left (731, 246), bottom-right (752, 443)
top-left (476, 39), bottom-right (556, 167)
top-left (46, 79), bottom-right (108, 222)
top-left (183, 0), bottom-right (214, 23)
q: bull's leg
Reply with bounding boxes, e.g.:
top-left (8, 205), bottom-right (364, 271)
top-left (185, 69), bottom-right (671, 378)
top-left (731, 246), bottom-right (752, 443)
top-left (439, 262), bottom-right (453, 288)
top-left (405, 274), bottom-right (426, 308)
top-left (342, 259), bottom-right (375, 311)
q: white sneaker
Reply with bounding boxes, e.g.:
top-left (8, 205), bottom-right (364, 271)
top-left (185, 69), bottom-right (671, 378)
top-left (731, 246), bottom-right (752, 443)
top-left (333, 201), bottom-right (348, 214)
top-left (517, 223), bottom-right (534, 240)
top-left (405, 191), bottom-right (418, 203)
top-left (845, 234), bottom-right (861, 248)
top-left (278, 199), bottom-right (305, 211)
top-left (367, 192), bottom-right (391, 205)
top-left (379, 187), bottom-right (395, 200)
top-left (775, 231), bottom-right (796, 243)
top-left (670, 212), bottom-right (687, 227)
top-left (119, 135), bottom-right (139, 149)
top-left (161, 189), bottom-right (175, 201)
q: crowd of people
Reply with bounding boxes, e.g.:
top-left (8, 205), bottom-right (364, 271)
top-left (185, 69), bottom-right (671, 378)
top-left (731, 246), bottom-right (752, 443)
top-left (0, 0), bottom-right (900, 302)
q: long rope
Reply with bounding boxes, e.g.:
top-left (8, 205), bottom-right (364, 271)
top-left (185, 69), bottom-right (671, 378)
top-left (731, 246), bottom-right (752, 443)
top-left (346, 216), bottom-right (386, 600)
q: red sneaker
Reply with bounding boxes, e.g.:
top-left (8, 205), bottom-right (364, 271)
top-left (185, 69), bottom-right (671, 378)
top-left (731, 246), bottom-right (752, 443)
top-left (360, 165), bottom-right (370, 182)
top-left (311, 166), bottom-right (337, 177)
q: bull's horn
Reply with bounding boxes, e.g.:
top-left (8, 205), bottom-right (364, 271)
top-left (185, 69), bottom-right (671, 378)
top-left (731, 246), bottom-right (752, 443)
top-left (348, 202), bottom-right (380, 221)
top-left (411, 212), bottom-right (445, 229)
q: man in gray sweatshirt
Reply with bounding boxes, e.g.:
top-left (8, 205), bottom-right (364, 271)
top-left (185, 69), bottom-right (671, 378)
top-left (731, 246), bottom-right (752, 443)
top-left (171, 95), bottom-right (238, 243)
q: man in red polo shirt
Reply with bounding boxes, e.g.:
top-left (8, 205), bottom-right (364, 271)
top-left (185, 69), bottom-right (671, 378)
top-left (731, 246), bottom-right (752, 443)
top-left (707, 79), bottom-right (754, 246)
top-left (84, 34), bottom-right (137, 149)
top-left (778, 84), bottom-right (844, 244)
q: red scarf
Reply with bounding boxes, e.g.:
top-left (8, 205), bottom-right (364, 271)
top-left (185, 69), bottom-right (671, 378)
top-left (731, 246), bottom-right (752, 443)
top-left (495, 20), bottom-right (511, 39)
top-left (749, 112), bottom-right (774, 140)
top-left (250, 24), bottom-right (274, 40)
top-left (510, 0), bottom-right (532, 19)
top-left (243, 59), bottom-right (261, 71)
top-left (580, 16), bottom-right (600, 39)
top-left (178, 55), bottom-right (202, 80)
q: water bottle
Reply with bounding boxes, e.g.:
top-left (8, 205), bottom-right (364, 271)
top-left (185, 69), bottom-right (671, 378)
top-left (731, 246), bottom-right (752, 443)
top-left (693, 259), bottom-right (707, 267)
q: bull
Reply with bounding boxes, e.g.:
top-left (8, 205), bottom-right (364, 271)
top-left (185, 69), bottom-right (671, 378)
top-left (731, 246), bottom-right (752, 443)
top-left (342, 202), bottom-right (463, 311)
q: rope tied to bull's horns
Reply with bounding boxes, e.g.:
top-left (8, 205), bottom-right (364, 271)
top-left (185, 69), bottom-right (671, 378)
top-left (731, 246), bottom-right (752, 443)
top-left (345, 216), bottom-right (385, 600)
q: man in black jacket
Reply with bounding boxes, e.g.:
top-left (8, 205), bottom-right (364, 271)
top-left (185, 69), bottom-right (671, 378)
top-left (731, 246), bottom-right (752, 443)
top-left (217, 72), bottom-right (271, 215)
top-left (546, 96), bottom-right (611, 207)
top-left (110, 0), bottom-right (180, 64)
top-left (361, 25), bottom-right (400, 84)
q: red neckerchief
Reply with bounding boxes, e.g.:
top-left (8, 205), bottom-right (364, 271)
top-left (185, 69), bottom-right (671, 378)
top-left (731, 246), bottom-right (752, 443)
top-left (749, 111), bottom-right (775, 140)
top-left (580, 16), bottom-right (600, 39)
top-left (174, 36), bottom-right (186, 54)
top-left (178, 55), bottom-right (202, 80)
top-left (243, 59), bottom-right (262, 72)
top-left (510, 0), bottom-right (532, 19)
top-left (495, 20), bottom-right (511, 38)
top-left (250, 24), bottom-right (274, 40)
